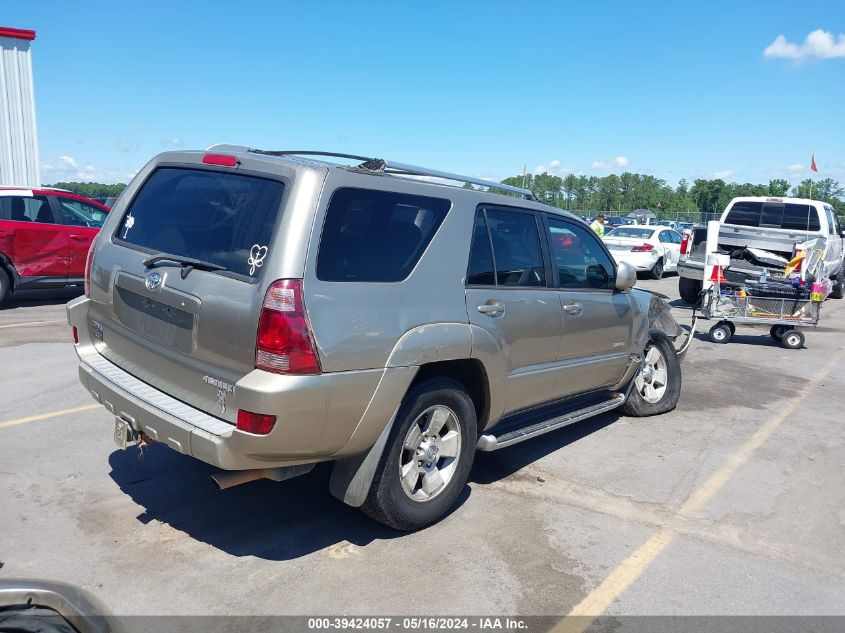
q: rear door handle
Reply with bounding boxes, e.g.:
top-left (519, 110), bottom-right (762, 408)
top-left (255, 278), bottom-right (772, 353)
top-left (477, 303), bottom-right (505, 317)
top-left (563, 303), bottom-right (583, 316)
top-left (69, 234), bottom-right (89, 241)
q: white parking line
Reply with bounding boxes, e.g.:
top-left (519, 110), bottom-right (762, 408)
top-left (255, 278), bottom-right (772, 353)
top-left (0, 404), bottom-right (100, 429)
top-left (0, 319), bottom-right (66, 330)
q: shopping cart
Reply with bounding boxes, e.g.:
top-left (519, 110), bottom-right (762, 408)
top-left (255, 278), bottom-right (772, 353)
top-left (696, 282), bottom-right (821, 349)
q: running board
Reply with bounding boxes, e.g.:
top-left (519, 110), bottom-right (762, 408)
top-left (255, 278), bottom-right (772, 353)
top-left (476, 393), bottom-right (626, 451)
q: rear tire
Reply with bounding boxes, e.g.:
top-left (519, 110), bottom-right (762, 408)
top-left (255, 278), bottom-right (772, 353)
top-left (830, 266), bottom-right (844, 300)
top-left (709, 323), bottom-right (732, 344)
top-left (780, 329), bottom-right (805, 350)
top-left (622, 333), bottom-right (681, 417)
top-left (650, 258), bottom-right (664, 280)
top-left (678, 277), bottom-right (702, 305)
top-left (361, 378), bottom-right (476, 531)
top-left (770, 324), bottom-right (788, 341)
top-left (0, 268), bottom-right (10, 306)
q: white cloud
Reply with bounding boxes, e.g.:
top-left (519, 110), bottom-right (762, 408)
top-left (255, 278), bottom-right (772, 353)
top-left (161, 137), bottom-right (183, 148)
top-left (712, 170), bottom-right (733, 179)
top-left (534, 159), bottom-right (569, 175)
top-left (41, 154), bottom-right (137, 184)
top-left (119, 140), bottom-right (139, 153)
top-left (591, 156), bottom-right (629, 170)
top-left (764, 29), bottom-right (845, 61)
top-left (787, 163), bottom-right (805, 173)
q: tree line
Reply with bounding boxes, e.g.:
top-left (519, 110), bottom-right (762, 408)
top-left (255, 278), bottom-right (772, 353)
top-left (50, 173), bottom-right (845, 219)
top-left (51, 181), bottom-right (127, 198)
top-left (493, 172), bottom-right (845, 218)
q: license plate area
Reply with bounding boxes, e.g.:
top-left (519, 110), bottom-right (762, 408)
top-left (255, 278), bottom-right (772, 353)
top-left (113, 417), bottom-right (137, 449)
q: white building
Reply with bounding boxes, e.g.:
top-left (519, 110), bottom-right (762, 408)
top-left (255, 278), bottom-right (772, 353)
top-left (0, 26), bottom-right (39, 186)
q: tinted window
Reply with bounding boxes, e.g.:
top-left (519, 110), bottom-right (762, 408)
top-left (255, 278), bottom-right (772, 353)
top-left (724, 201), bottom-right (762, 226)
top-left (483, 208), bottom-right (545, 287)
top-left (467, 211), bottom-right (495, 285)
top-left (658, 231), bottom-right (673, 243)
top-left (760, 202), bottom-right (784, 227)
top-left (117, 168), bottom-right (285, 279)
top-left (58, 198), bottom-right (107, 228)
top-left (668, 230), bottom-right (683, 243)
top-left (317, 188), bottom-right (450, 282)
top-left (781, 203), bottom-right (820, 231)
top-left (547, 217), bottom-right (615, 289)
top-left (823, 206), bottom-right (837, 235)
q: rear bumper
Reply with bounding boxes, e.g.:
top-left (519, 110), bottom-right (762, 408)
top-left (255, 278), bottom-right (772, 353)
top-left (67, 296), bottom-right (410, 470)
top-left (611, 251), bottom-right (658, 271)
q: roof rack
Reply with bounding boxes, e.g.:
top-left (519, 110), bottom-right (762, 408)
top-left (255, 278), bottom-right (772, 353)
top-left (247, 149), bottom-right (538, 201)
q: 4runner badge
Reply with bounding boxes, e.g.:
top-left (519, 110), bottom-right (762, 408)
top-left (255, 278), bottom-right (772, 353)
top-left (203, 375), bottom-right (235, 414)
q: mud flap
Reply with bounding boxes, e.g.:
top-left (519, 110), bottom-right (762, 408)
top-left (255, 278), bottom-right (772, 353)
top-left (329, 404), bottom-right (400, 507)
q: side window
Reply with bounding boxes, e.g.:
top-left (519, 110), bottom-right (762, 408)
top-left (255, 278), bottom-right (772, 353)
top-left (484, 208), bottom-right (546, 287)
top-left (724, 201), bottom-right (762, 227)
top-left (316, 188), bottom-right (450, 282)
top-left (671, 230), bottom-right (683, 243)
top-left (658, 231), bottom-right (673, 244)
top-left (57, 199), bottom-right (107, 228)
top-left (547, 217), bottom-right (616, 290)
top-left (824, 207), bottom-right (837, 235)
top-left (467, 211), bottom-right (495, 285)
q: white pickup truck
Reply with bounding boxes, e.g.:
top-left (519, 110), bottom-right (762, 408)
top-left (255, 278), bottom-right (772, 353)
top-left (677, 196), bottom-right (845, 303)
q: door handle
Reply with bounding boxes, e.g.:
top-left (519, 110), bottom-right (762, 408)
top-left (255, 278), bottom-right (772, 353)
top-left (563, 303), bottom-right (583, 316)
top-left (477, 303), bottom-right (505, 317)
top-left (68, 234), bottom-right (89, 241)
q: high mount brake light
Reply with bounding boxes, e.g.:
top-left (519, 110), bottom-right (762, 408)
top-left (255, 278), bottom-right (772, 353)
top-left (255, 279), bottom-right (321, 374)
top-left (202, 154), bottom-right (238, 167)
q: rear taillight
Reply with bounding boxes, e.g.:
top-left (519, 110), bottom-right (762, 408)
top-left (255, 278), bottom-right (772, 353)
top-left (680, 232), bottom-right (691, 255)
top-left (84, 234), bottom-right (99, 297)
top-left (72, 326), bottom-right (78, 344)
top-left (237, 409), bottom-right (277, 435)
top-left (631, 243), bottom-right (655, 252)
top-left (255, 279), bottom-right (321, 374)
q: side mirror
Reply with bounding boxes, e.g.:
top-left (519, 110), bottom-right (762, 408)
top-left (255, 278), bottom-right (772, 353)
top-left (615, 261), bottom-right (637, 292)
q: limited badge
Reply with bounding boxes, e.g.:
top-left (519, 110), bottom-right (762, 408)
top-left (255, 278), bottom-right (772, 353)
top-left (247, 244), bottom-right (268, 275)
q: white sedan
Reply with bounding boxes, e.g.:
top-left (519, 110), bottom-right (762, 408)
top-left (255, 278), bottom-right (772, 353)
top-left (602, 225), bottom-right (683, 279)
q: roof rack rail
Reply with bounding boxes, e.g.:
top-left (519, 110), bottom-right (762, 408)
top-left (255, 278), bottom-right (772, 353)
top-left (248, 149), bottom-right (538, 201)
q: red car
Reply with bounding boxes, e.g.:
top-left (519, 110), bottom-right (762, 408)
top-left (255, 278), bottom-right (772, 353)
top-left (0, 187), bottom-right (110, 303)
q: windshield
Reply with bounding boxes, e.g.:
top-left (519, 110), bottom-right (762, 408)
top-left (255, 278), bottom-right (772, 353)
top-left (116, 167), bottom-right (285, 279)
top-left (605, 227), bottom-right (654, 239)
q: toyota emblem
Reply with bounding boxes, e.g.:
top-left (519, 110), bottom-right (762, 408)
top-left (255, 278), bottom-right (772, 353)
top-left (145, 272), bottom-right (163, 290)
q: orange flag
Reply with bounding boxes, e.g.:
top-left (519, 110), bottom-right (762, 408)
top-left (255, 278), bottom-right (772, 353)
top-left (810, 154), bottom-right (818, 172)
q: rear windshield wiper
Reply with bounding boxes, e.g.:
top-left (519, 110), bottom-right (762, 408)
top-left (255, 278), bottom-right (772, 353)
top-left (143, 254), bottom-right (228, 279)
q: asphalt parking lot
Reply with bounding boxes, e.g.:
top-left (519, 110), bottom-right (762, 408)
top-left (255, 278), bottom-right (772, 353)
top-left (1, 277), bottom-right (844, 620)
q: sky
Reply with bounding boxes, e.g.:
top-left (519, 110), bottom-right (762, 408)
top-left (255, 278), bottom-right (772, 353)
top-left (4, 0), bottom-right (845, 187)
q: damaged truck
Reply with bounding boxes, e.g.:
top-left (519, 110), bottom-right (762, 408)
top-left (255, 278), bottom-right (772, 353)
top-left (676, 196), bottom-right (845, 304)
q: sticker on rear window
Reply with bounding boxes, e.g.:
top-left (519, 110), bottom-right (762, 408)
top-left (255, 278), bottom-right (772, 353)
top-left (122, 213), bottom-right (135, 238)
top-left (248, 244), bottom-right (268, 275)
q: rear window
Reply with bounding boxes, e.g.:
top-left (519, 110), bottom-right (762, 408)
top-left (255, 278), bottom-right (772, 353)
top-left (605, 227), bottom-right (654, 239)
top-left (724, 200), bottom-right (820, 231)
top-left (316, 188), bottom-right (450, 282)
top-left (116, 167), bottom-right (285, 279)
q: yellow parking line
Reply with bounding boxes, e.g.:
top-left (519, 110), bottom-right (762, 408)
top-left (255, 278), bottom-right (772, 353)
top-left (0, 404), bottom-right (100, 429)
top-left (0, 319), bottom-right (66, 329)
top-left (553, 349), bottom-right (843, 632)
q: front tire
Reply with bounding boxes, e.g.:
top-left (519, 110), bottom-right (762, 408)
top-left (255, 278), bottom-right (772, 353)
top-left (361, 378), bottom-right (476, 531)
top-left (780, 329), bottom-right (805, 349)
top-left (678, 276), bottom-right (703, 305)
top-left (650, 258), bottom-right (664, 280)
top-left (622, 333), bottom-right (681, 417)
top-left (709, 323), bottom-right (732, 344)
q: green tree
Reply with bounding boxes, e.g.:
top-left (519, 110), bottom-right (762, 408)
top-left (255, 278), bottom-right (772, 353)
top-left (767, 179), bottom-right (790, 196)
top-left (50, 181), bottom-right (127, 198)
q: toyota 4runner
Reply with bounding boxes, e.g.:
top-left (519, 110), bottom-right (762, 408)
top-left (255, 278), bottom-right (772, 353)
top-left (67, 146), bottom-right (688, 530)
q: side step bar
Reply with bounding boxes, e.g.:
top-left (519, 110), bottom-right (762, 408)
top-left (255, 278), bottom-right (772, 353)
top-left (476, 393), bottom-right (626, 451)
